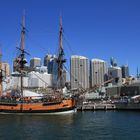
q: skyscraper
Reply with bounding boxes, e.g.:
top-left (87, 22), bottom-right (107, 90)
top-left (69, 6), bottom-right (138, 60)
top-left (13, 58), bottom-right (21, 72)
top-left (44, 54), bottom-right (66, 88)
top-left (110, 57), bottom-right (117, 67)
top-left (70, 55), bottom-right (89, 89)
top-left (2, 62), bottom-right (10, 78)
top-left (121, 65), bottom-right (129, 78)
top-left (30, 57), bottom-right (41, 68)
top-left (90, 59), bottom-right (107, 87)
top-left (52, 56), bottom-right (59, 88)
top-left (49, 55), bottom-right (57, 74)
top-left (108, 66), bottom-right (122, 85)
top-left (44, 54), bottom-right (53, 67)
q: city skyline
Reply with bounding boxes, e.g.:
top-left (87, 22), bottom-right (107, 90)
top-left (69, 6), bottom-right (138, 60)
top-left (0, 0), bottom-right (140, 75)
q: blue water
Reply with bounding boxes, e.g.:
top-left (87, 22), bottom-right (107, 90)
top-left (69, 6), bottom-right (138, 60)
top-left (0, 111), bottom-right (140, 140)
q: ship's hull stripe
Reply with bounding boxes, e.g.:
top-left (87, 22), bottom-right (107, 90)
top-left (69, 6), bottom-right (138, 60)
top-left (0, 107), bottom-right (76, 114)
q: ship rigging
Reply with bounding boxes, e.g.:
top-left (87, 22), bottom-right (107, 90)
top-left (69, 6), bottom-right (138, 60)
top-left (0, 15), bottom-right (76, 114)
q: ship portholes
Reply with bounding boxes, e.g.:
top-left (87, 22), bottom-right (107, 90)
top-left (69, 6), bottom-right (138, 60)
top-left (11, 107), bottom-right (13, 109)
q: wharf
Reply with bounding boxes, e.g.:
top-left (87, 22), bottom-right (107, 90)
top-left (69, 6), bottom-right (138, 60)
top-left (77, 103), bottom-right (116, 111)
top-left (77, 103), bottom-right (140, 111)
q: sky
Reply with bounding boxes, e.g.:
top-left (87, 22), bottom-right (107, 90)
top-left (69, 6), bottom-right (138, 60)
top-left (0, 0), bottom-right (140, 75)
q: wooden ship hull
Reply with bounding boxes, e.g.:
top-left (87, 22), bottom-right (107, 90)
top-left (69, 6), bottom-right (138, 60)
top-left (0, 99), bottom-right (76, 114)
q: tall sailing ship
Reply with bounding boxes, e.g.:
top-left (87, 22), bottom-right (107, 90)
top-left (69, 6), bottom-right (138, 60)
top-left (0, 16), bottom-right (76, 114)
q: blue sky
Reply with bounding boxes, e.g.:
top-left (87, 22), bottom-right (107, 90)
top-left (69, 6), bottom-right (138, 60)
top-left (0, 0), bottom-right (140, 75)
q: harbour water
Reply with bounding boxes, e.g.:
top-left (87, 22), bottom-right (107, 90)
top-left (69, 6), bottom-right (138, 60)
top-left (0, 111), bottom-right (140, 140)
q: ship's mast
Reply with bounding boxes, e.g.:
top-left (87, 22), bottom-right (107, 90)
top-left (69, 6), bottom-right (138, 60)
top-left (57, 16), bottom-right (66, 89)
top-left (59, 16), bottom-right (63, 52)
top-left (19, 15), bottom-right (26, 102)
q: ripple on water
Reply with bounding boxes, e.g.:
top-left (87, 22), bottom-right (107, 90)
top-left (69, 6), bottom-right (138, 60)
top-left (0, 111), bottom-right (140, 140)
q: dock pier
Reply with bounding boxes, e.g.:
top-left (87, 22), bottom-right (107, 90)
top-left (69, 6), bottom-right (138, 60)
top-left (77, 104), bottom-right (116, 111)
top-left (77, 103), bottom-right (140, 111)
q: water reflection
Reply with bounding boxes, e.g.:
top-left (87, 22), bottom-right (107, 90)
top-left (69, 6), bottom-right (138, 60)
top-left (0, 113), bottom-right (77, 140)
top-left (0, 111), bottom-right (140, 140)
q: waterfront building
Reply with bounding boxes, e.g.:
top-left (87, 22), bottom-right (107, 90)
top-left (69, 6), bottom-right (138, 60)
top-left (6, 73), bottom-right (28, 89)
top-left (106, 85), bottom-right (140, 98)
top-left (1, 62), bottom-right (10, 91)
top-left (35, 66), bottom-right (48, 73)
top-left (50, 56), bottom-right (59, 88)
top-left (13, 60), bottom-right (19, 72)
top-left (44, 54), bottom-right (53, 67)
top-left (70, 55), bottom-right (89, 89)
top-left (28, 71), bottom-right (52, 88)
top-left (44, 54), bottom-right (57, 74)
top-left (44, 54), bottom-right (67, 88)
top-left (30, 57), bottom-right (41, 68)
top-left (90, 59), bottom-right (107, 87)
top-left (6, 69), bottom-right (52, 90)
top-left (121, 65), bottom-right (129, 78)
top-left (48, 55), bottom-right (57, 74)
top-left (108, 66), bottom-right (122, 86)
top-left (13, 58), bottom-right (17, 72)
top-left (110, 57), bottom-right (117, 67)
top-left (63, 69), bottom-right (69, 83)
top-left (2, 62), bottom-right (10, 78)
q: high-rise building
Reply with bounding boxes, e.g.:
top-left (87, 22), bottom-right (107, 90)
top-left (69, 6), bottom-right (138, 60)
top-left (51, 56), bottom-right (59, 88)
top-left (44, 54), bottom-right (58, 74)
top-left (48, 55), bottom-right (57, 74)
top-left (44, 54), bottom-right (66, 88)
top-left (44, 54), bottom-right (53, 67)
top-left (90, 59), bottom-right (107, 87)
top-left (30, 57), bottom-right (41, 68)
top-left (63, 69), bottom-right (69, 83)
top-left (70, 55), bottom-right (89, 89)
top-left (121, 65), bottom-right (129, 78)
top-left (110, 57), bottom-right (117, 67)
top-left (108, 66), bottom-right (122, 85)
top-left (2, 62), bottom-right (10, 78)
top-left (13, 58), bottom-right (19, 72)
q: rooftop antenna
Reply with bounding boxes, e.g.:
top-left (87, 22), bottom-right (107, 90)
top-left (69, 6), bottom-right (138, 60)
top-left (0, 49), bottom-right (2, 96)
top-left (137, 67), bottom-right (139, 78)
